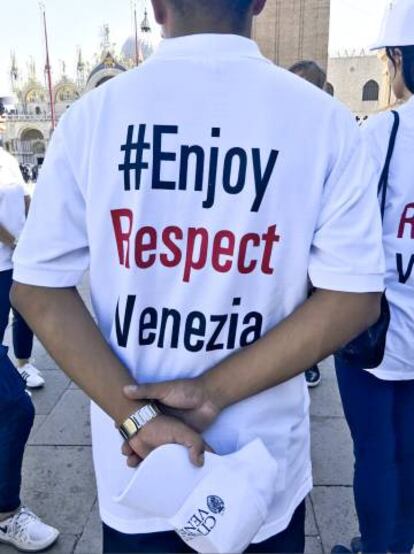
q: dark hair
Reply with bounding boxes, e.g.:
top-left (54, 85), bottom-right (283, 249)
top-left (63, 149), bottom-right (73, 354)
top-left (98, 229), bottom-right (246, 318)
top-left (386, 46), bottom-right (414, 94)
top-left (288, 60), bottom-right (327, 90)
top-left (168, 0), bottom-right (253, 18)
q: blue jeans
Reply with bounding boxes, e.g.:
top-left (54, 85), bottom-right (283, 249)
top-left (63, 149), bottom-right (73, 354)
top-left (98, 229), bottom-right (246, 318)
top-left (0, 345), bottom-right (34, 512)
top-left (103, 500), bottom-right (305, 553)
top-left (0, 269), bottom-right (34, 360)
top-left (336, 359), bottom-right (414, 554)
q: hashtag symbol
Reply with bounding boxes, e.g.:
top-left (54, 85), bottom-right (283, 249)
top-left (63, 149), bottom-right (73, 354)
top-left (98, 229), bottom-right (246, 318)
top-left (118, 124), bottom-right (150, 191)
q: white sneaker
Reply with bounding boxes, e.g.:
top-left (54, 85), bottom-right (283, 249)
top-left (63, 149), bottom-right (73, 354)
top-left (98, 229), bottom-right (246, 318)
top-left (0, 506), bottom-right (59, 552)
top-left (17, 364), bottom-right (45, 389)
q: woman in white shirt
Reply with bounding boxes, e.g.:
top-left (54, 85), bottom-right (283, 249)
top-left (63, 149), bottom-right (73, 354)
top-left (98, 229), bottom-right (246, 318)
top-left (334, 2), bottom-right (414, 553)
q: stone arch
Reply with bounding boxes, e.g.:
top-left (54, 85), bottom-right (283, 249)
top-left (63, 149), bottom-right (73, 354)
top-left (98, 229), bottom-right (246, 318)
top-left (362, 80), bottom-right (379, 102)
top-left (20, 127), bottom-right (44, 142)
top-left (54, 83), bottom-right (79, 104)
top-left (25, 87), bottom-right (47, 104)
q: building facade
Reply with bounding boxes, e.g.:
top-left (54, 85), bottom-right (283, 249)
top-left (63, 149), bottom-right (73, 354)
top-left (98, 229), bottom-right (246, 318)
top-left (327, 51), bottom-right (394, 120)
top-left (3, 20), bottom-right (153, 166)
top-left (253, 0), bottom-right (331, 71)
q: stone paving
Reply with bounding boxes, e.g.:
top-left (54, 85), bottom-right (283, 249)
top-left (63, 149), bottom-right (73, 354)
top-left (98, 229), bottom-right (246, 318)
top-left (2, 281), bottom-right (359, 554)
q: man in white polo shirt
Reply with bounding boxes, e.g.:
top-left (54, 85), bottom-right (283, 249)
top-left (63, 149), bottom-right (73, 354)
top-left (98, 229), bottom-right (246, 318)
top-left (11, 0), bottom-right (384, 552)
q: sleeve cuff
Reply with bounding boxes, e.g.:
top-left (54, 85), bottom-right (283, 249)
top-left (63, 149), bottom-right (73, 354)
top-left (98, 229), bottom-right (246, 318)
top-left (309, 268), bottom-right (384, 293)
top-left (13, 264), bottom-right (85, 288)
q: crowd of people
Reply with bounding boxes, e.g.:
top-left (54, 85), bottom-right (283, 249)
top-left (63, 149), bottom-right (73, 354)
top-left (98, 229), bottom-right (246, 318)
top-left (1, 0), bottom-right (414, 553)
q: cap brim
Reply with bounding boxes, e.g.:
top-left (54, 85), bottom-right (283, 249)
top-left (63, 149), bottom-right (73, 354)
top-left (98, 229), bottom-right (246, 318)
top-left (114, 444), bottom-right (218, 518)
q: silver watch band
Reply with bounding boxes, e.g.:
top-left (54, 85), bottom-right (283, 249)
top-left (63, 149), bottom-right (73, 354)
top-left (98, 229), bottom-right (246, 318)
top-left (119, 403), bottom-right (160, 441)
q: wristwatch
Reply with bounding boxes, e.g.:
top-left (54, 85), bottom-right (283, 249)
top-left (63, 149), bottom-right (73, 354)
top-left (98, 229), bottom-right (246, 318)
top-left (119, 403), bottom-right (161, 441)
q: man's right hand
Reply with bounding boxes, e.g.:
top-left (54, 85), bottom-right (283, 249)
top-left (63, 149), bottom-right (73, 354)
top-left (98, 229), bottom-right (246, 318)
top-left (123, 414), bottom-right (211, 469)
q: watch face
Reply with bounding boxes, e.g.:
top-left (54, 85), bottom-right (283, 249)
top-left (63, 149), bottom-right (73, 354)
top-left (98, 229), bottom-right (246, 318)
top-left (121, 418), bottom-right (138, 440)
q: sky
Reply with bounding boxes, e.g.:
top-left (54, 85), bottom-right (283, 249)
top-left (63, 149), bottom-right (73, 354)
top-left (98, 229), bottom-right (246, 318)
top-left (0, 0), bottom-right (389, 95)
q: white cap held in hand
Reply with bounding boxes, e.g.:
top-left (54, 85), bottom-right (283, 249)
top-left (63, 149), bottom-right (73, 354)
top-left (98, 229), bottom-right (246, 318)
top-left (115, 439), bottom-right (280, 554)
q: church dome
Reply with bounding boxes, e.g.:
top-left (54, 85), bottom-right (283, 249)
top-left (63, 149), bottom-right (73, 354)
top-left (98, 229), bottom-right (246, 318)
top-left (85, 51), bottom-right (127, 90)
top-left (121, 34), bottom-right (154, 64)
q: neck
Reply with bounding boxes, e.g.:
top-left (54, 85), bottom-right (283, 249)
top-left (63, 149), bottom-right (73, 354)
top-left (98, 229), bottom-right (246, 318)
top-left (163, 16), bottom-right (253, 39)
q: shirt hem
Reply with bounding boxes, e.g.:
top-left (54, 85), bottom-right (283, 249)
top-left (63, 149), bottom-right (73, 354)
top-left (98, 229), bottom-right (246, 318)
top-left (364, 368), bottom-right (414, 381)
top-left (309, 270), bottom-right (384, 293)
top-left (13, 264), bottom-right (85, 288)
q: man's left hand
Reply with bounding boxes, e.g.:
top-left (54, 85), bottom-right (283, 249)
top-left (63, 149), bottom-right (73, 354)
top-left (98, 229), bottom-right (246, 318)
top-left (123, 378), bottom-right (220, 433)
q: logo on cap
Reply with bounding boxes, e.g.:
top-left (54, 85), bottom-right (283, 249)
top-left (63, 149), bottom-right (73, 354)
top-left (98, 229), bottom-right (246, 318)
top-left (177, 495), bottom-right (226, 542)
top-left (207, 495), bottom-right (225, 515)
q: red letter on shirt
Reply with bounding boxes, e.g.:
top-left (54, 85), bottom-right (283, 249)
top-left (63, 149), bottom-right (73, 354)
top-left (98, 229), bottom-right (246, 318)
top-left (398, 203), bottom-right (414, 239)
top-left (212, 230), bottom-right (235, 273)
top-left (111, 209), bottom-right (133, 269)
top-left (135, 226), bottom-right (157, 269)
top-left (161, 227), bottom-right (184, 268)
top-left (238, 233), bottom-right (260, 274)
top-left (261, 225), bottom-right (280, 274)
top-left (183, 228), bottom-right (209, 283)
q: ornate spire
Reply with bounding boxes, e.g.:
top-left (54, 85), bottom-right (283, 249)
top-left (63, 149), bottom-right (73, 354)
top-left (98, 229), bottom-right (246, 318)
top-left (141, 8), bottom-right (151, 33)
top-left (76, 47), bottom-right (86, 88)
top-left (100, 24), bottom-right (112, 54)
top-left (28, 57), bottom-right (37, 82)
top-left (10, 51), bottom-right (19, 90)
top-left (77, 47), bottom-right (85, 72)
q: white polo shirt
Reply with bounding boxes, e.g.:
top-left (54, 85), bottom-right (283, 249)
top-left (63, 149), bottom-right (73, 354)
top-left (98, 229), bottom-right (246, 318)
top-left (362, 97), bottom-right (414, 381)
top-left (13, 35), bottom-right (384, 540)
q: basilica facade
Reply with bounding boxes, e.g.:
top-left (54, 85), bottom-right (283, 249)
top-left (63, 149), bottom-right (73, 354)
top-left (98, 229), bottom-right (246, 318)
top-left (3, 18), bottom-right (153, 166)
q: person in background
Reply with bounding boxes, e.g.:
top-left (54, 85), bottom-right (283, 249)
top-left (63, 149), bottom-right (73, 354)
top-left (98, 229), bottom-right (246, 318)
top-left (289, 60), bottom-right (327, 389)
top-left (289, 60), bottom-right (327, 91)
top-left (0, 99), bottom-right (59, 552)
top-left (0, 103), bottom-right (44, 389)
top-left (333, 1), bottom-right (414, 553)
top-left (0, 346), bottom-right (60, 552)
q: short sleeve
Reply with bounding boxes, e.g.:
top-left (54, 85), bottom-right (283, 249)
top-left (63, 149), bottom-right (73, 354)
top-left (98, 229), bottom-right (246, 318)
top-left (308, 113), bottom-right (385, 293)
top-left (13, 117), bottom-right (89, 287)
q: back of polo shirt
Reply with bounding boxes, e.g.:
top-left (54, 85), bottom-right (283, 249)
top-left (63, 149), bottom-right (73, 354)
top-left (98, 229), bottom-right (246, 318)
top-left (13, 34), bottom-right (384, 540)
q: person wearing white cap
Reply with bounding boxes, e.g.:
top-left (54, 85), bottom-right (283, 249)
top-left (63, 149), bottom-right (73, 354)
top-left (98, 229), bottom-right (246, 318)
top-left (333, 1), bottom-right (414, 553)
top-left (11, 0), bottom-right (384, 552)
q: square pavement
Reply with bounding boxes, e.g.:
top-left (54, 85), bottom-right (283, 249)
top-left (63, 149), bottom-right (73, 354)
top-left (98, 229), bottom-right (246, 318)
top-left (3, 282), bottom-right (358, 554)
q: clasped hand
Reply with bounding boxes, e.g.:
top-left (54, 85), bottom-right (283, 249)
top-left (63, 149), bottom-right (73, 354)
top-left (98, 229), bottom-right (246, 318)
top-left (121, 377), bottom-right (221, 468)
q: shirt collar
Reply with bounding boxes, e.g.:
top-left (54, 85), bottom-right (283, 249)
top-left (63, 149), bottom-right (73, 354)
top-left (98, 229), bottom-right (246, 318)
top-left (152, 33), bottom-right (264, 61)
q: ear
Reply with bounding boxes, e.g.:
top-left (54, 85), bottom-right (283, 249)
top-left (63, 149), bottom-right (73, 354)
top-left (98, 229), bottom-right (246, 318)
top-left (393, 48), bottom-right (403, 69)
top-left (151, 0), bottom-right (167, 25)
top-left (252, 0), bottom-right (267, 16)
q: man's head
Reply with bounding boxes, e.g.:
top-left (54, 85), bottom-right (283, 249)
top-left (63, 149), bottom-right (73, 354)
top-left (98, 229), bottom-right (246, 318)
top-left (151, 0), bottom-right (267, 38)
top-left (289, 61), bottom-right (327, 90)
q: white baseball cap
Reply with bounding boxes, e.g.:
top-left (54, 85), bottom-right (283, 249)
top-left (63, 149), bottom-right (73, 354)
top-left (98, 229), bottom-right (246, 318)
top-left (115, 439), bottom-right (280, 554)
top-left (371, 0), bottom-right (414, 50)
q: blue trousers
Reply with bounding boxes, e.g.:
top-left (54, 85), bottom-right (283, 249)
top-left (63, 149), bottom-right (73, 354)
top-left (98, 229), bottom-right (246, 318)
top-left (0, 269), bottom-right (33, 360)
top-left (336, 359), bottom-right (414, 554)
top-left (0, 345), bottom-right (34, 512)
top-left (103, 500), bottom-right (305, 553)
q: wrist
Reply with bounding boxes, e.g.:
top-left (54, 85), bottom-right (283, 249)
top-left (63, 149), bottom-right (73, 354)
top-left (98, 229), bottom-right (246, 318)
top-left (198, 373), bottom-right (229, 415)
top-left (118, 402), bottom-right (161, 441)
